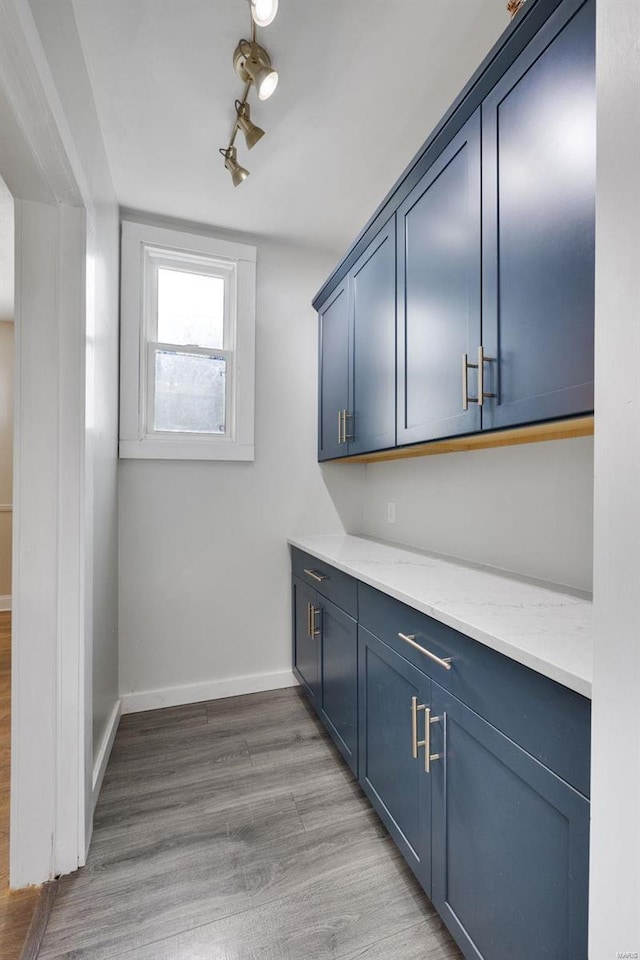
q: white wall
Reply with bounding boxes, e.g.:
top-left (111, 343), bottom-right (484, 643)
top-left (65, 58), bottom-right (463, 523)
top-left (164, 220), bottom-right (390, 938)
top-left (0, 174), bottom-right (13, 323)
top-left (589, 0), bottom-right (640, 954)
top-left (0, 177), bottom-right (13, 606)
top-left (28, 0), bottom-right (120, 763)
top-left (0, 321), bottom-right (13, 602)
top-left (119, 236), bottom-right (364, 709)
top-left (360, 436), bottom-right (594, 592)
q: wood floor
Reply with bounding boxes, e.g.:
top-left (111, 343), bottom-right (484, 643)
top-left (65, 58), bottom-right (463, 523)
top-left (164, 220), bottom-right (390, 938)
top-left (37, 686), bottom-right (462, 960)
top-left (0, 611), bottom-right (41, 960)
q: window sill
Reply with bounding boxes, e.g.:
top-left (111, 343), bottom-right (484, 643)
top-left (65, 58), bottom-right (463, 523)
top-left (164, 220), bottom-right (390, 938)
top-left (119, 438), bottom-right (255, 461)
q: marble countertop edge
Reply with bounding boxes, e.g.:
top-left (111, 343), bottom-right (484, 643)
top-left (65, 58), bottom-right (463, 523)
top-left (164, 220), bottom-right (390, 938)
top-left (288, 534), bottom-right (592, 699)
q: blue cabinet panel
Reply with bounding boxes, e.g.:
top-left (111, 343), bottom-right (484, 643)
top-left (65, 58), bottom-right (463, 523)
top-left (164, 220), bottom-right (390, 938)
top-left (431, 683), bottom-right (589, 960)
top-left (349, 219), bottom-right (396, 455)
top-left (292, 576), bottom-right (319, 702)
top-left (318, 281), bottom-right (350, 461)
top-left (358, 581), bottom-right (591, 797)
top-left (320, 597), bottom-right (358, 774)
top-left (315, 0), bottom-right (595, 460)
top-left (397, 110), bottom-right (482, 445)
top-left (358, 626), bottom-right (432, 894)
top-left (482, 0), bottom-right (595, 429)
top-left (291, 546), bottom-right (358, 619)
top-left (293, 554), bottom-right (590, 960)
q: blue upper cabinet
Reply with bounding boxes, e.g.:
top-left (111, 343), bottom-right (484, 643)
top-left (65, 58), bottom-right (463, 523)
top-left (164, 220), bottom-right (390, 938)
top-left (481, 0), bottom-right (595, 430)
top-left (314, 0), bottom-right (595, 461)
top-left (349, 219), bottom-right (396, 456)
top-left (397, 111), bottom-right (482, 445)
top-left (318, 221), bottom-right (396, 461)
top-left (318, 280), bottom-right (350, 461)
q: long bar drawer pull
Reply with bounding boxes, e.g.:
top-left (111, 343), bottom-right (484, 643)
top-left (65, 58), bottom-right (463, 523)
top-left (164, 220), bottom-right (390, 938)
top-left (303, 568), bottom-right (328, 583)
top-left (398, 633), bottom-right (452, 670)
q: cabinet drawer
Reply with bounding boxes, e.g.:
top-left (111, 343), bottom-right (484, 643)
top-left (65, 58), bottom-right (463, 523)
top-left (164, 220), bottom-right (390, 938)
top-left (291, 548), bottom-right (358, 618)
top-left (358, 582), bottom-right (590, 797)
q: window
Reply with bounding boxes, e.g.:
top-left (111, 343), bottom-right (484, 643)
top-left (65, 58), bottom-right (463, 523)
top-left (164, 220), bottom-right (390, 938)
top-left (119, 221), bottom-right (256, 460)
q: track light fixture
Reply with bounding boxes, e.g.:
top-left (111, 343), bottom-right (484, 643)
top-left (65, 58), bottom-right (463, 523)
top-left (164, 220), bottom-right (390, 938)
top-left (233, 40), bottom-right (278, 101)
top-left (219, 145), bottom-right (250, 187)
top-left (235, 100), bottom-right (265, 150)
top-left (250, 0), bottom-right (278, 28)
top-left (219, 0), bottom-right (278, 186)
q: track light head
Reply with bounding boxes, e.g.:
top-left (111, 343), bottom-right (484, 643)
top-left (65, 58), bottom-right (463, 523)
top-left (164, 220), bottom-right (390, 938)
top-left (233, 40), bottom-right (279, 101)
top-left (235, 100), bottom-right (265, 150)
top-left (250, 0), bottom-right (278, 27)
top-left (219, 146), bottom-right (249, 187)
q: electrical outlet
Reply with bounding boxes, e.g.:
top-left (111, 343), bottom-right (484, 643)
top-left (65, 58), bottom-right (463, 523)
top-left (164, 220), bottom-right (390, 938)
top-left (386, 501), bottom-right (396, 524)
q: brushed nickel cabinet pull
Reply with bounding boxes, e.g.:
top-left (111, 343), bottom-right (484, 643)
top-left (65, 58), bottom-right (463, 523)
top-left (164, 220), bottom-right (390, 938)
top-left (462, 353), bottom-right (468, 410)
top-left (477, 345), bottom-right (496, 407)
top-left (344, 410), bottom-right (354, 442)
top-left (411, 699), bottom-right (441, 771)
top-left (303, 568), bottom-right (328, 583)
top-left (427, 714), bottom-right (443, 771)
top-left (398, 633), bottom-right (453, 671)
top-left (462, 353), bottom-right (478, 410)
top-left (306, 601), bottom-right (311, 638)
top-left (411, 695), bottom-right (426, 760)
top-left (424, 706), bottom-right (431, 772)
top-left (311, 604), bottom-right (320, 638)
top-left (338, 409), bottom-right (344, 444)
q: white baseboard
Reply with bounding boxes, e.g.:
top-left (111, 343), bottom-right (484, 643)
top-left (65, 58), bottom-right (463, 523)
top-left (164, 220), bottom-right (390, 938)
top-left (120, 670), bottom-right (298, 715)
top-left (92, 699), bottom-right (122, 811)
top-left (0, 595), bottom-right (11, 611)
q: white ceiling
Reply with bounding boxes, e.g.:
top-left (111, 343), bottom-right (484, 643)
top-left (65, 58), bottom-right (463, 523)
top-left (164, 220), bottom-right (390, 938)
top-left (72, 0), bottom-right (507, 254)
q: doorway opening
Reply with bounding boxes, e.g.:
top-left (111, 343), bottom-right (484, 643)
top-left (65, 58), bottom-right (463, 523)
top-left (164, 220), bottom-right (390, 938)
top-left (0, 174), bottom-right (40, 957)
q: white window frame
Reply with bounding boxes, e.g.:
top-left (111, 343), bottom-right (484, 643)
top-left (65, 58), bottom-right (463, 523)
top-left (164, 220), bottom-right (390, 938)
top-left (119, 220), bottom-right (256, 460)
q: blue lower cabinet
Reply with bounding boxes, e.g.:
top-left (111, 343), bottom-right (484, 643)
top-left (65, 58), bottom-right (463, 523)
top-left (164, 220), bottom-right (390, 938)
top-left (430, 682), bottom-right (589, 960)
top-left (292, 561), bottom-right (590, 959)
top-left (320, 598), bottom-right (358, 775)
top-left (292, 576), bottom-right (319, 703)
top-left (358, 626), bottom-right (433, 895)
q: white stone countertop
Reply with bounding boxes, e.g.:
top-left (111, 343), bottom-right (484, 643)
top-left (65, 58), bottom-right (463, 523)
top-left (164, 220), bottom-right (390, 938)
top-left (288, 534), bottom-right (593, 698)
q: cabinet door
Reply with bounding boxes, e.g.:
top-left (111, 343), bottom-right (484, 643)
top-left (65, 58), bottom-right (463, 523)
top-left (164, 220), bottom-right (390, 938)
top-left (292, 577), bottom-right (319, 702)
top-left (358, 626), bottom-right (432, 895)
top-left (349, 219), bottom-right (396, 456)
top-left (431, 684), bottom-right (589, 960)
top-left (397, 110), bottom-right (481, 445)
top-left (318, 280), bottom-right (350, 461)
top-left (482, 0), bottom-right (595, 430)
top-left (320, 597), bottom-right (358, 774)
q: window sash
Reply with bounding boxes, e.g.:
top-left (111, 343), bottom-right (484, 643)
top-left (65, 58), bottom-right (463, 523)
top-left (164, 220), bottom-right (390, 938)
top-left (119, 220), bottom-right (256, 461)
top-left (146, 342), bottom-right (234, 440)
top-left (144, 249), bottom-right (236, 353)
top-left (140, 247), bottom-right (238, 443)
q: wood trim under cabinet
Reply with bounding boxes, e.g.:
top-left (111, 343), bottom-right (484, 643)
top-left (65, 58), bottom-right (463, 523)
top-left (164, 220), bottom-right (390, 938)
top-left (332, 415), bottom-right (594, 464)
